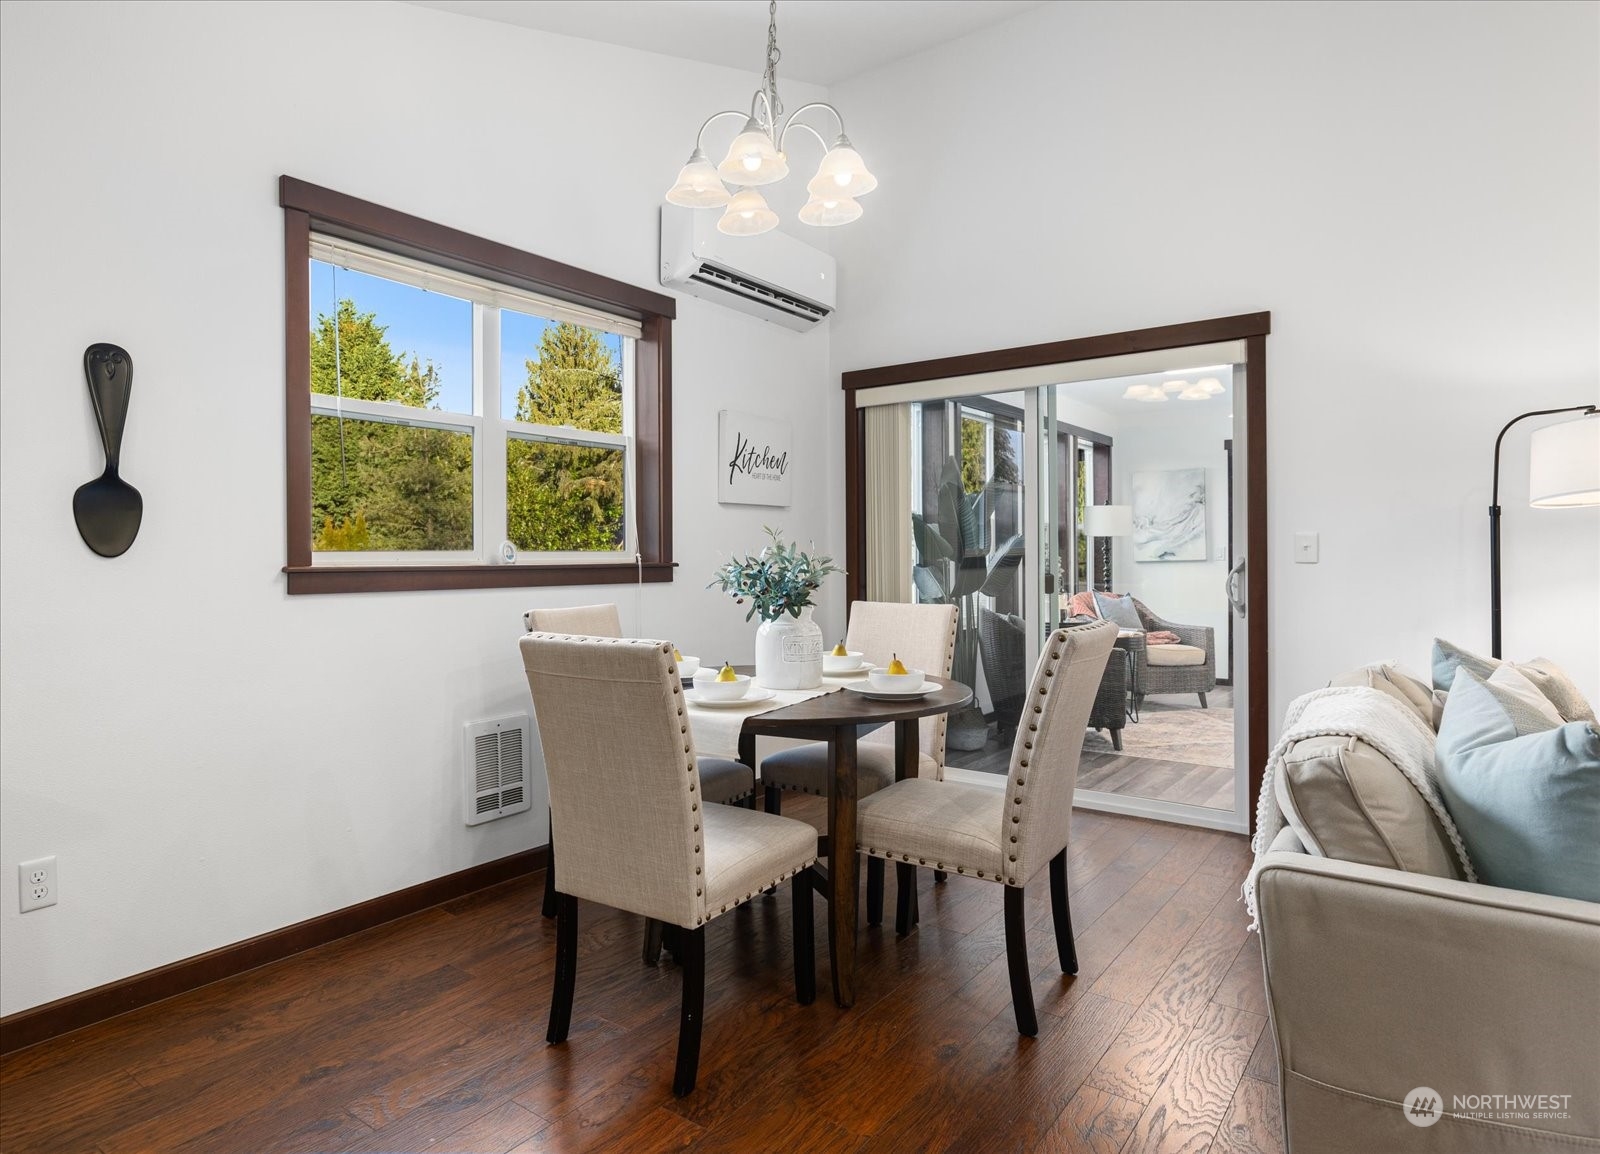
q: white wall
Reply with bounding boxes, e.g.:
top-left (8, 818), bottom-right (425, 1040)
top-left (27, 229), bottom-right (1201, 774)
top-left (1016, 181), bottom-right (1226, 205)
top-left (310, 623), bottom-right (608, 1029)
top-left (1109, 408), bottom-right (1235, 676)
top-left (829, 1), bottom-right (1600, 719)
top-left (0, 1), bottom-right (844, 1016)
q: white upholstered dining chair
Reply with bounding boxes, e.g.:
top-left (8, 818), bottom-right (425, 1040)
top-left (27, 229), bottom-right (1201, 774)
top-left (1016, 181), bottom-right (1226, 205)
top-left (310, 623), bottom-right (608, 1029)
top-left (525, 604), bottom-right (756, 937)
top-left (521, 633), bottom-right (820, 1096)
top-left (855, 619), bottom-right (1117, 1036)
top-left (760, 599), bottom-right (958, 925)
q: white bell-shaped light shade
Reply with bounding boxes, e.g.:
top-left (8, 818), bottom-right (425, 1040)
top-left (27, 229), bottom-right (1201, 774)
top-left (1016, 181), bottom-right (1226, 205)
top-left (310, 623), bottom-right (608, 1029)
top-left (717, 120), bottom-right (789, 186)
top-left (1196, 377), bottom-right (1225, 395)
top-left (665, 151), bottom-right (731, 208)
top-left (717, 188), bottom-right (779, 236)
top-left (1122, 384), bottom-right (1158, 400)
top-left (807, 140), bottom-right (878, 198)
top-left (1178, 384), bottom-right (1212, 400)
top-left (1529, 413), bottom-right (1600, 507)
top-left (799, 193), bottom-right (863, 227)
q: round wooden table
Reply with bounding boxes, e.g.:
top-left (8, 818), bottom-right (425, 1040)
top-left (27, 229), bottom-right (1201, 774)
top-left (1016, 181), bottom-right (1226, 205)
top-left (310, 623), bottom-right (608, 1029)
top-left (731, 674), bottom-right (972, 1008)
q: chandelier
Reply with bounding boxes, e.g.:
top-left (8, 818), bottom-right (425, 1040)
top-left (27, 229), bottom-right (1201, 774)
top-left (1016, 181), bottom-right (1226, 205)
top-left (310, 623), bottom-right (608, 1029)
top-left (665, 0), bottom-right (878, 236)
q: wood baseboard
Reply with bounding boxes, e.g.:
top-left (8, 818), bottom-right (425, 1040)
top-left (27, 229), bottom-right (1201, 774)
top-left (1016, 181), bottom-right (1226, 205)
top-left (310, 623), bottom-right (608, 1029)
top-left (0, 847), bottom-right (546, 1055)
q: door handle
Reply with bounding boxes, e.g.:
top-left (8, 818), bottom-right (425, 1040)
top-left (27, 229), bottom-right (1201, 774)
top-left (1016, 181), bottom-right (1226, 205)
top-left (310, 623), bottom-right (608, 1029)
top-left (1224, 558), bottom-right (1247, 617)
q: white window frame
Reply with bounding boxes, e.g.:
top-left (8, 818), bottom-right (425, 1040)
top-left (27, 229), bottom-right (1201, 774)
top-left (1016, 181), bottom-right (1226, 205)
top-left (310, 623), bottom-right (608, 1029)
top-left (308, 236), bottom-right (638, 567)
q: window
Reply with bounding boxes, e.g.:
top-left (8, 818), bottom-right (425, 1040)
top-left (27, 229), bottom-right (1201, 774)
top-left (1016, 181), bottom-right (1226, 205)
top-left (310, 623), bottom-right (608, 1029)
top-left (281, 178), bottom-right (675, 594)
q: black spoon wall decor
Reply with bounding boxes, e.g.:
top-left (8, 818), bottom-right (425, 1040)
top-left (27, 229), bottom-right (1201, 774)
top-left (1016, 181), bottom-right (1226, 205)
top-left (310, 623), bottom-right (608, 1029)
top-left (73, 343), bottom-right (143, 557)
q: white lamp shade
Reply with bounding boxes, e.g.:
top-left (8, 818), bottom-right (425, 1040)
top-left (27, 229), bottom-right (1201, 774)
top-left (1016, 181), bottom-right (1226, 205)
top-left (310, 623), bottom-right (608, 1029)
top-left (717, 188), bottom-right (779, 236)
top-left (1197, 377), bottom-right (1225, 395)
top-left (799, 193), bottom-right (863, 227)
top-left (807, 143), bottom-right (878, 198)
top-left (1529, 413), bottom-right (1600, 507)
top-left (1085, 504), bottom-right (1134, 536)
top-left (717, 121), bottom-right (789, 186)
top-left (665, 153), bottom-right (731, 208)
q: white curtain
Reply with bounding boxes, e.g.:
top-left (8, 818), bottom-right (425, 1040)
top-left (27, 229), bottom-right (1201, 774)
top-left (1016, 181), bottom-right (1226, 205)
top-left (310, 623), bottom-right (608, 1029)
top-left (864, 403), bottom-right (914, 603)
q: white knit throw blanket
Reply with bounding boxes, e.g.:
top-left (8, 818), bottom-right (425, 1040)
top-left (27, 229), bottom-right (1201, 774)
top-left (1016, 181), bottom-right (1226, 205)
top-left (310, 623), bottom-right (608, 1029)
top-left (1243, 685), bottom-right (1476, 929)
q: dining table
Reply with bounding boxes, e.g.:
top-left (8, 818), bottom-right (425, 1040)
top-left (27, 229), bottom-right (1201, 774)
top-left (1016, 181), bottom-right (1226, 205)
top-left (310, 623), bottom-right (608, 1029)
top-left (685, 669), bottom-right (972, 1008)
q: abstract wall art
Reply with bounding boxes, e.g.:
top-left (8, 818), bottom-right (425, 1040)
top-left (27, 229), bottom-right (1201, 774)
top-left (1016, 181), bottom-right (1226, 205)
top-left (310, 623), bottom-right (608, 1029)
top-left (1131, 468), bottom-right (1207, 562)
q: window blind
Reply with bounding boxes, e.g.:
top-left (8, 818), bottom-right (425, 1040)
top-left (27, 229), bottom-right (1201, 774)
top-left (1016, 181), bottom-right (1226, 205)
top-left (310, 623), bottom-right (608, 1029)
top-left (310, 234), bottom-right (643, 340)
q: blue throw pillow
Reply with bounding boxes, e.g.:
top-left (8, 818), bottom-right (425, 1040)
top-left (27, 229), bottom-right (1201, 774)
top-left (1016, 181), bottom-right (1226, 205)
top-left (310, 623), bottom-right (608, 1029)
top-left (1092, 592), bottom-right (1143, 632)
top-left (1431, 637), bottom-right (1499, 691)
top-left (1435, 667), bottom-right (1600, 902)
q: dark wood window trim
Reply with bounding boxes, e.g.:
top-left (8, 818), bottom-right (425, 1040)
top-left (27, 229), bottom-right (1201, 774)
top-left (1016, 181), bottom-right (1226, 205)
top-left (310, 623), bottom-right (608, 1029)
top-left (840, 312), bottom-right (1271, 833)
top-left (280, 177), bottom-right (676, 595)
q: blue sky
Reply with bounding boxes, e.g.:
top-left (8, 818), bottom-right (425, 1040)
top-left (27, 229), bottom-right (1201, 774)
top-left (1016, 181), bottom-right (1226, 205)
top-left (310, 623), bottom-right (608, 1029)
top-left (310, 260), bottom-right (623, 420)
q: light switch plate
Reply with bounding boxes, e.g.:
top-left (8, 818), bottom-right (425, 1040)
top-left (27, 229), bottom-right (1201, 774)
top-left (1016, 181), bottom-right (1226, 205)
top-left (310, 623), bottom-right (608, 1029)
top-left (1294, 532), bottom-right (1319, 564)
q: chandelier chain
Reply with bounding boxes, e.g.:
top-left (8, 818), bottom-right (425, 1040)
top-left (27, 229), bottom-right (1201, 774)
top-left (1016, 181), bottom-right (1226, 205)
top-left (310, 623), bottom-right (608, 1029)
top-left (763, 0), bottom-right (783, 127)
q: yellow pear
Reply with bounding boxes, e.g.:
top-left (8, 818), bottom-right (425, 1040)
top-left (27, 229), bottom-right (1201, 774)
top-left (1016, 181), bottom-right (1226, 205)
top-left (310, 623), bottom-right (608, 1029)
top-left (717, 661), bottom-right (738, 683)
top-left (832, 642), bottom-right (849, 657)
top-left (887, 654), bottom-right (908, 676)
top-left (674, 647), bottom-right (683, 661)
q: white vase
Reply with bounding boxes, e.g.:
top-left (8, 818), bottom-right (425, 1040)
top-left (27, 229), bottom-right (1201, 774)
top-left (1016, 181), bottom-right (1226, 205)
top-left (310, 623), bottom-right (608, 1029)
top-left (754, 606), bottom-right (824, 690)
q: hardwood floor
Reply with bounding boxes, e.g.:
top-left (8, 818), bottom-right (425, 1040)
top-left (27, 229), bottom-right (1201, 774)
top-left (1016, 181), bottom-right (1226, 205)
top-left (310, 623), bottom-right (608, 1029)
top-left (0, 801), bottom-right (1282, 1154)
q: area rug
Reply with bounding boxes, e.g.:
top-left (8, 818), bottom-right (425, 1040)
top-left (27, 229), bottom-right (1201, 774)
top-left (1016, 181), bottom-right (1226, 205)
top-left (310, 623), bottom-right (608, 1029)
top-left (1082, 698), bottom-right (1234, 769)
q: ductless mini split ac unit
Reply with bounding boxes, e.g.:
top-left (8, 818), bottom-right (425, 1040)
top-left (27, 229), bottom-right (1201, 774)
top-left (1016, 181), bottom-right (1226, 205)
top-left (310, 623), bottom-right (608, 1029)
top-left (659, 204), bottom-right (835, 331)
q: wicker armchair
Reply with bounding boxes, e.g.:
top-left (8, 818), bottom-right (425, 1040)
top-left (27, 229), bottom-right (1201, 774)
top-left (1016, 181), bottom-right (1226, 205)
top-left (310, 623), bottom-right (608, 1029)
top-left (977, 608), bottom-right (1028, 741)
top-left (1121, 599), bottom-right (1217, 708)
top-left (981, 608), bottom-right (1128, 748)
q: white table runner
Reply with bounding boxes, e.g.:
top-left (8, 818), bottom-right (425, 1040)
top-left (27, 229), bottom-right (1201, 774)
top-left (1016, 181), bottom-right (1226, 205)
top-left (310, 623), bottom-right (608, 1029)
top-left (686, 685), bottom-right (839, 759)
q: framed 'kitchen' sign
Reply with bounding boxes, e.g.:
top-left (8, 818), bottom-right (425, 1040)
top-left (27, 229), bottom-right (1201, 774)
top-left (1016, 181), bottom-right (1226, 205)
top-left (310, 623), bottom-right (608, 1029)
top-left (718, 410), bottom-right (792, 507)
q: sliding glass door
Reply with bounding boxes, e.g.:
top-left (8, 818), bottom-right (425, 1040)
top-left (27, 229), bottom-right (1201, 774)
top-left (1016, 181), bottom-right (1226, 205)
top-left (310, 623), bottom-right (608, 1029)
top-left (856, 338), bottom-right (1256, 833)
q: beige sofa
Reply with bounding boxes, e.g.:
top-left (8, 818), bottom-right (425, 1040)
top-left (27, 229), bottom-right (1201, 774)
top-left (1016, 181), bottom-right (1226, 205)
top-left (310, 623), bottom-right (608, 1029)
top-left (1254, 676), bottom-right (1600, 1153)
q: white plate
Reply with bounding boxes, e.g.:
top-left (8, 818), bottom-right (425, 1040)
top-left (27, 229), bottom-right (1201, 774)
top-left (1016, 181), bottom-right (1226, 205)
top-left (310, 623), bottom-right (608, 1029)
top-left (685, 686), bottom-right (777, 708)
top-left (842, 679), bottom-right (940, 701)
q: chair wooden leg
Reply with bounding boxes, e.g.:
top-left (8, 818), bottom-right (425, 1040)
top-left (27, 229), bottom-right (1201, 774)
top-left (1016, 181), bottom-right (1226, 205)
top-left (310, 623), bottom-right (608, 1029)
top-left (933, 870), bottom-right (948, 884)
top-left (764, 786), bottom-right (783, 815)
top-left (895, 862), bottom-right (916, 936)
top-left (792, 869), bottom-right (816, 1005)
top-left (642, 918), bottom-right (665, 966)
top-left (1049, 849), bottom-right (1078, 975)
top-left (541, 815), bottom-right (557, 919)
top-left (866, 856), bottom-right (885, 927)
top-left (546, 893), bottom-right (577, 1044)
top-left (1004, 885), bottom-right (1039, 1037)
top-left (1198, 691), bottom-right (1208, 708)
top-left (672, 925), bottom-right (707, 1097)
top-left (1111, 728), bottom-right (1123, 752)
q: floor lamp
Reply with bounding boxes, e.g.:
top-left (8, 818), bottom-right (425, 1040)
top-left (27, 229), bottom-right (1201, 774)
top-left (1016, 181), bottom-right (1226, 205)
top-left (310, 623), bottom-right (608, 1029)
top-left (1489, 404), bottom-right (1599, 657)
top-left (1084, 504), bottom-right (1133, 592)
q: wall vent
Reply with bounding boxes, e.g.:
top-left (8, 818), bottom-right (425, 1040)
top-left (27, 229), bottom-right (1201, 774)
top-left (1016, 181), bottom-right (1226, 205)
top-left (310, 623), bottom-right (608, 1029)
top-left (463, 715), bottom-right (533, 826)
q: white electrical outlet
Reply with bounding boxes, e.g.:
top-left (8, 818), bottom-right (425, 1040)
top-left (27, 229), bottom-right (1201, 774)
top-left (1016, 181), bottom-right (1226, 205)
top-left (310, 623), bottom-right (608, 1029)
top-left (19, 856), bottom-right (56, 912)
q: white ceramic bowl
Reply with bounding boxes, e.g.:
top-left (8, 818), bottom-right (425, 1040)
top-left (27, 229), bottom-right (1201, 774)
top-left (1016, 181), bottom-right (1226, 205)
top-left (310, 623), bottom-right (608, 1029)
top-left (694, 671), bottom-right (752, 701)
top-left (675, 655), bottom-right (701, 678)
top-left (822, 649), bottom-right (866, 673)
top-left (867, 666), bottom-right (925, 692)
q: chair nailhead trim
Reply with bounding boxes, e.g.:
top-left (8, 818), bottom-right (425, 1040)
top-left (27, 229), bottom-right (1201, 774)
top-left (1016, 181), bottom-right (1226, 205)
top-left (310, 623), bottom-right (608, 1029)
top-left (1013, 797), bottom-right (1022, 805)
top-left (1012, 815), bottom-right (1020, 823)
top-left (1010, 836), bottom-right (1017, 843)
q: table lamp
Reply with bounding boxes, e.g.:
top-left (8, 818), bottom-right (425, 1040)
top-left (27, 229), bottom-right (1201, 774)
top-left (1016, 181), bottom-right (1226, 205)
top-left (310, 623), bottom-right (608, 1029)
top-left (1489, 404), bottom-right (1599, 657)
top-left (1084, 504), bottom-right (1133, 592)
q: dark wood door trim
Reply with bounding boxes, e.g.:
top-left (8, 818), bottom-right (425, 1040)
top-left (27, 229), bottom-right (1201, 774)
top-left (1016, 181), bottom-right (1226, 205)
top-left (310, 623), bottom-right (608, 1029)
top-left (840, 313), bottom-right (1271, 834)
